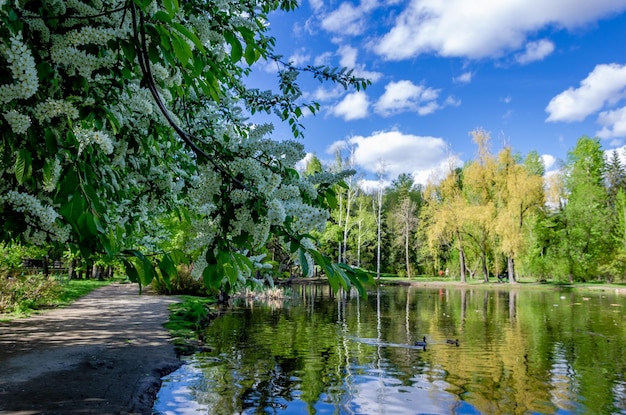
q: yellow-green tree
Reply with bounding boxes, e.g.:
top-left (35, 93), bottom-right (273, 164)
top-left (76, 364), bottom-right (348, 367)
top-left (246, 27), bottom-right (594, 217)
top-left (423, 166), bottom-right (468, 282)
top-left (460, 129), bottom-right (497, 282)
top-left (493, 148), bottom-right (545, 283)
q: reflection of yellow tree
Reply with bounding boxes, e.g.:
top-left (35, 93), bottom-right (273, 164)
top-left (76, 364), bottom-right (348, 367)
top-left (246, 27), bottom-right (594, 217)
top-left (494, 147), bottom-right (545, 283)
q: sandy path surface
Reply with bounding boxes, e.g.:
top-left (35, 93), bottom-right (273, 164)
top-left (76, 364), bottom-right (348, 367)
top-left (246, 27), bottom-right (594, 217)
top-left (0, 283), bottom-right (182, 415)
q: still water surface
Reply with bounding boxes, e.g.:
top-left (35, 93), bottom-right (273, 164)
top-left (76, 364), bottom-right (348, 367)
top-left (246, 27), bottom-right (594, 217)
top-left (154, 285), bottom-right (626, 414)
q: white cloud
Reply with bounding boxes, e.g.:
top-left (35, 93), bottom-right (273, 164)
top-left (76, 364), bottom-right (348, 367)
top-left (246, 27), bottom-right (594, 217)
top-left (373, 0), bottom-right (626, 60)
top-left (444, 96), bottom-right (461, 107)
top-left (326, 139), bottom-right (348, 155)
top-left (331, 91), bottom-right (370, 120)
top-left (288, 50), bottom-right (311, 66)
top-left (515, 39), bottom-right (555, 64)
top-left (314, 51), bottom-right (332, 66)
top-left (604, 145), bottom-right (626, 164)
top-left (327, 130), bottom-right (455, 184)
top-left (321, 3), bottom-right (367, 36)
top-left (597, 106), bottom-right (626, 138)
top-left (313, 85), bottom-right (345, 102)
top-left (295, 152), bottom-right (315, 172)
top-left (309, 0), bottom-right (324, 13)
top-left (374, 80), bottom-right (444, 116)
top-left (337, 45), bottom-right (383, 82)
top-left (541, 154), bottom-right (557, 171)
top-left (453, 72), bottom-right (472, 84)
top-left (546, 63), bottom-right (626, 122)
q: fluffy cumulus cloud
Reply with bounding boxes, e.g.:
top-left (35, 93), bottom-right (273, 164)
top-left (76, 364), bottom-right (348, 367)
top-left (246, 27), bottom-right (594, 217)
top-left (515, 39), bottom-right (555, 64)
top-left (320, 2), bottom-right (369, 36)
top-left (541, 154), bottom-right (557, 171)
top-left (546, 63), bottom-right (626, 122)
top-left (597, 107), bottom-right (626, 138)
top-left (338, 45), bottom-right (383, 82)
top-left (331, 91), bottom-right (370, 120)
top-left (327, 130), bottom-right (460, 185)
top-left (374, 80), bottom-right (458, 116)
top-left (373, 0), bottom-right (626, 60)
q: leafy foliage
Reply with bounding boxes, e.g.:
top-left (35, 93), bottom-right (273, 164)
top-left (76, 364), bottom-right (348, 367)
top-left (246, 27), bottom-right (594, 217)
top-left (0, 0), bottom-right (372, 294)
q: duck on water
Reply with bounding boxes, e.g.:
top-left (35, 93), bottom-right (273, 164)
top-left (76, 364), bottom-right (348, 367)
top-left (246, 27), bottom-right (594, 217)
top-left (415, 337), bottom-right (427, 347)
top-left (414, 337), bottom-right (460, 347)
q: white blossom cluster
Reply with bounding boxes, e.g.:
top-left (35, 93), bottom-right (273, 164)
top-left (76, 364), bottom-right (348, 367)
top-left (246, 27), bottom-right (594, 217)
top-left (3, 110), bottom-right (31, 134)
top-left (188, 165), bottom-right (222, 216)
top-left (1, 190), bottom-right (70, 244)
top-left (0, 32), bottom-right (39, 103)
top-left (74, 127), bottom-right (114, 155)
top-left (33, 98), bottom-right (80, 123)
top-left (0, 0), bottom-right (350, 289)
top-left (49, 11), bottom-right (131, 78)
top-left (150, 64), bottom-right (182, 88)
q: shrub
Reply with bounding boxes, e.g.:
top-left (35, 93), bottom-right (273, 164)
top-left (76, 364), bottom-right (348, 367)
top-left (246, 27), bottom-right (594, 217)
top-left (152, 264), bottom-right (209, 296)
top-left (0, 275), bottom-right (62, 314)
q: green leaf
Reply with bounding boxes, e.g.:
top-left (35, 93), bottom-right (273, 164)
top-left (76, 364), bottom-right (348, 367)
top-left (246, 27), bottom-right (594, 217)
top-left (134, 256), bottom-right (155, 286)
top-left (171, 22), bottom-right (205, 54)
top-left (158, 253), bottom-right (177, 286)
top-left (163, 0), bottom-right (178, 17)
top-left (169, 249), bottom-right (188, 265)
top-left (244, 44), bottom-right (257, 65)
top-left (14, 149), bottom-right (32, 185)
top-left (234, 253), bottom-right (253, 274)
top-left (202, 265), bottom-right (221, 289)
top-left (154, 10), bottom-right (171, 23)
top-left (205, 248), bottom-right (217, 265)
top-left (171, 34), bottom-right (192, 66)
top-left (78, 211), bottom-right (98, 237)
top-left (223, 262), bottom-right (237, 285)
top-left (133, 0), bottom-right (153, 10)
top-left (224, 31), bottom-right (242, 62)
top-left (60, 195), bottom-right (85, 225)
top-left (42, 159), bottom-right (53, 187)
top-left (123, 258), bottom-right (140, 284)
top-left (325, 188), bottom-right (338, 209)
top-left (299, 249), bottom-right (309, 277)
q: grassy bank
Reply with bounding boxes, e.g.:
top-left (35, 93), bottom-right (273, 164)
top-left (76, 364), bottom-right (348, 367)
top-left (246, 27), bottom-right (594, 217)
top-left (376, 275), bottom-right (626, 292)
top-left (0, 276), bottom-right (121, 319)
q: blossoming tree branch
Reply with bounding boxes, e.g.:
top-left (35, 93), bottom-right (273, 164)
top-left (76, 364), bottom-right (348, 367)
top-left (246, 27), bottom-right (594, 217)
top-left (0, 0), bottom-right (372, 295)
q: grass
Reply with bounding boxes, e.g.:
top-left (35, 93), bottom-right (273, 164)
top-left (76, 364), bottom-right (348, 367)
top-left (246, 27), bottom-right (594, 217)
top-left (375, 275), bottom-right (626, 291)
top-left (45, 278), bottom-right (123, 308)
top-left (164, 296), bottom-right (217, 355)
top-left (0, 276), bottom-right (124, 320)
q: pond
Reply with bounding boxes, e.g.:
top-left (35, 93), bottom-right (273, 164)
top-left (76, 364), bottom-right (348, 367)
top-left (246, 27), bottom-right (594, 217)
top-left (153, 285), bottom-right (626, 414)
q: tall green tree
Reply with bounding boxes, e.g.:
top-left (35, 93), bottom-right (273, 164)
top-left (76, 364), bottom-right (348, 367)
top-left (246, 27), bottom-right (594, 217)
top-left (558, 136), bottom-right (611, 281)
top-left (386, 174), bottom-right (422, 278)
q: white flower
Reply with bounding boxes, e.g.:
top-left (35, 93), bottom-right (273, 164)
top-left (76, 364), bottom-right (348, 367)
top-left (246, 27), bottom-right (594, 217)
top-left (33, 98), bottom-right (80, 122)
top-left (73, 127), bottom-right (114, 155)
top-left (3, 110), bottom-right (31, 134)
top-left (0, 32), bottom-right (39, 103)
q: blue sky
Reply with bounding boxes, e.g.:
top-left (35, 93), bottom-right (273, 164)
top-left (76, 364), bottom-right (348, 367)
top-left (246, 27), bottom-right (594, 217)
top-left (251, 0), bottom-right (626, 186)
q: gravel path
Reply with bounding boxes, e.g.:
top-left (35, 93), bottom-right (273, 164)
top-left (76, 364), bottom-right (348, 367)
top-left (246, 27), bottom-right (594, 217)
top-left (0, 283), bottom-right (181, 415)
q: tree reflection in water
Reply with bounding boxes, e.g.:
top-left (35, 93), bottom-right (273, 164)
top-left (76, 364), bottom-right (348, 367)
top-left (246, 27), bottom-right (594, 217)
top-left (154, 285), bottom-right (626, 415)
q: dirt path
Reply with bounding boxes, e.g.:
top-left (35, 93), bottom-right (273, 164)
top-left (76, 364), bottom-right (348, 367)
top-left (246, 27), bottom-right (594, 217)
top-left (0, 283), bottom-right (182, 415)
